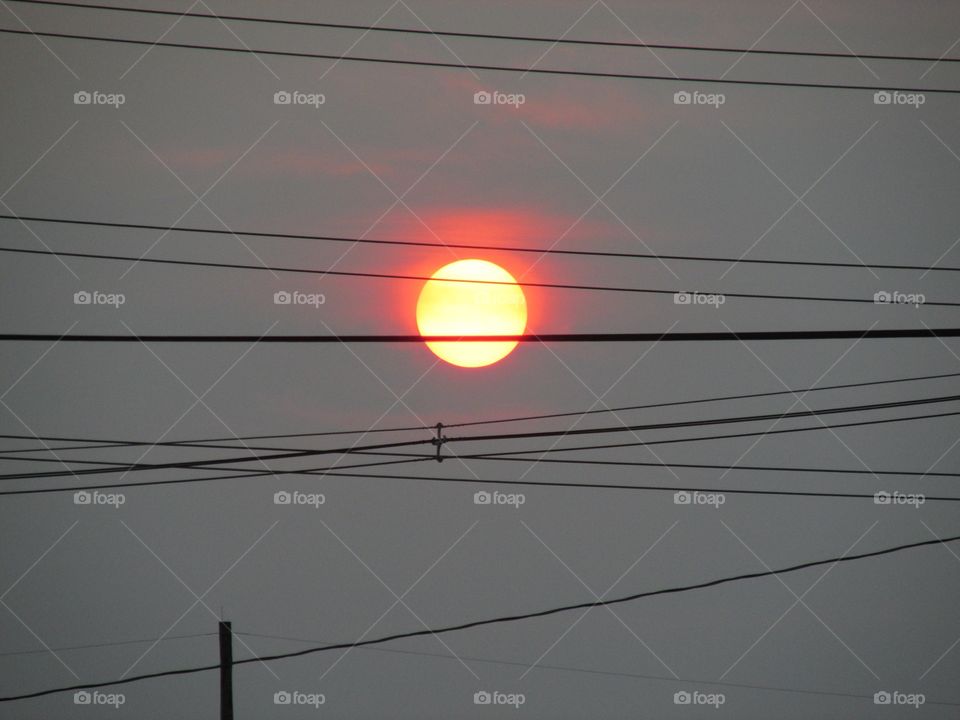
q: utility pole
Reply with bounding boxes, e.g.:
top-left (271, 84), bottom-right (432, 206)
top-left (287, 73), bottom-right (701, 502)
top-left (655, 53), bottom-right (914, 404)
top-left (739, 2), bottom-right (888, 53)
top-left (218, 621), bottom-right (234, 720)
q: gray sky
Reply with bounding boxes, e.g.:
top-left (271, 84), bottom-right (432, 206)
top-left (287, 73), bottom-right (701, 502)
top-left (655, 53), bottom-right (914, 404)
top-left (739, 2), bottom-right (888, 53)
top-left (2, 1), bottom-right (960, 717)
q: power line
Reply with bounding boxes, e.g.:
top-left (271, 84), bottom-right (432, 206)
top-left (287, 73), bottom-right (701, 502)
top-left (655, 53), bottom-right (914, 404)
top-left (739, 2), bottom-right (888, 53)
top-left (4, 531), bottom-right (957, 702)
top-left (5, 245), bottom-right (958, 306)
top-left (9, 0), bottom-right (960, 66)
top-left (233, 631), bottom-right (958, 707)
top-left (4, 330), bottom-right (960, 344)
top-left (0, 457), bottom-right (434, 496)
top-left (0, 632), bottom-right (216, 658)
top-left (0, 454), bottom-right (430, 485)
top-left (440, 370), bottom-right (960, 429)
top-left (442, 393), bottom-right (960, 445)
top-left (1, 27), bottom-right (957, 95)
top-left (4, 214), bottom-right (959, 274)
top-left (353, 451), bottom-right (960, 479)
top-left (3, 394), bottom-right (957, 482)
top-left (309, 469), bottom-right (960, 501)
top-left (4, 408), bottom-right (956, 493)
top-left (2, 369), bottom-right (957, 454)
top-left (453, 409), bottom-right (960, 457)
top-left (4, 408), bottom-right (958, 492)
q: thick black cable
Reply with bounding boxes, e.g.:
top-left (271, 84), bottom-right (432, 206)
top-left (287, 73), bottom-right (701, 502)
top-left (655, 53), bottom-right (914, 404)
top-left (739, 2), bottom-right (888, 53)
top-left (0, 28), bottom-right (957, 95)
top-left (3, 532), bottom-right (957, 702)
top-left (4, 245), bottom-right (958, 306)
top-left (4, 214), bottom-right (959, 273)
top-left (4, 330), bottom-right (960, 344)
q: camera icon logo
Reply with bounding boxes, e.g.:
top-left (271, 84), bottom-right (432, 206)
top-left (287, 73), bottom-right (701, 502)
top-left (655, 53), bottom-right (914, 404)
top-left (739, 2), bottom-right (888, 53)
top-left (474, 491), bottom-right (491, 505)
top-left (874, 491), bottom-right (891, 505)
top-left (873, 290), bottom-right (891, 304)
top-left (674, 90), bottom-right (691, 105)
top-left (474, 91), bottom-right (492, 105)
top-left (674, 691), bottom-right (691, 704)
top-left (74, 490), bottom-right (92, 505)
top-left (274, 291), bottom-right (292, 305)
top-left (674, 491), bottom-right (691, 505)
top-left (874, 691), bottom-right (891, 705)
top-left (274, 91), bottom-right (292, 105)
top-left (874, 91), bottom-right (892, 105)
top-left (474, 691), bottom-right (491, 704)
top-left (74, 91), bottom-right (91, 105)
top-left (274, 691), bottom-right (292, 704)
top-left (274, 491), bottom-right (292, 505)
top-left (673, 291), bottom-right (691, 305)
top-left (74, 690), bottom-right (92, 704)
top-left (74, 290), bottom-right (92, 305)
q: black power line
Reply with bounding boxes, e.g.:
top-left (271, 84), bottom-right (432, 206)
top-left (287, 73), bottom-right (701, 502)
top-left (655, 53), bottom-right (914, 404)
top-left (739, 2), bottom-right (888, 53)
top-left (0, 632), bottom-right (216, 658)
top-left (3, 532), bottom-right (957, 702)
top-left (2, 369), bottom-right (957, 452)
top-left (352, 451), bottom-right (960, 479)
top-left (440, 393), bottom-right (960, 445)
top-left (4, 407), bottom-right (959, 491)
top-left (2, 394), bottom-right (957, 481)
top-left (233, 630), bottom-right (957, 707)
top-left (0, 451), bottom-right (432, 483)
top-left (5, 245), bottom-right (958, 306)
top-left (4, 214), bottom-right (959, 274)
top-left (1, 27), bottom-right (957, 95)
top-left (327, 469), bottom-right (960, 501)
top-left (8, 0), bottom-right (960, 66)
top-left (454, 410), bottom-right (960, 457)
top-left (0, 457), bottom-right (434, 496)
top-left (3, 330), bottom-right (960, 344)
top-left (7, 457), bottom-right (958, 501)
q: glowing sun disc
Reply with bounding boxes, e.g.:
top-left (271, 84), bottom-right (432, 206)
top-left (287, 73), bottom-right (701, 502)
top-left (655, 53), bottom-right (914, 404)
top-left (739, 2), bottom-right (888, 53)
top-left (416, 259), bottom-right (527, 368)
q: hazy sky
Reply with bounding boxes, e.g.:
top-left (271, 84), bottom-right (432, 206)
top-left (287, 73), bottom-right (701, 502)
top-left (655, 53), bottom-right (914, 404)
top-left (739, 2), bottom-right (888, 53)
top-left (2, 1), bottom-right (960, 718)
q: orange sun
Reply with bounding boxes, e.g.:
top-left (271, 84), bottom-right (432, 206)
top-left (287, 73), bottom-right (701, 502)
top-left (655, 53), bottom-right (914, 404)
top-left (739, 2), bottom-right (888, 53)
top-left (416, 259), bottom-right (527, 368)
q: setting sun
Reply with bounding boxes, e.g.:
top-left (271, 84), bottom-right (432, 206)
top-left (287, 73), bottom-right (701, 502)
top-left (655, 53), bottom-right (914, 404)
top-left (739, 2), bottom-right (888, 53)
top-left (416, 259), bottom-right (527, 368)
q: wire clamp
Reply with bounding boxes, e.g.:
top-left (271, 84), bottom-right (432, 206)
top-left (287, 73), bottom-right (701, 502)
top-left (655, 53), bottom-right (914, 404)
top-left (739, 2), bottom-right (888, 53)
top-left (431, 422), bottom-right (447, 462)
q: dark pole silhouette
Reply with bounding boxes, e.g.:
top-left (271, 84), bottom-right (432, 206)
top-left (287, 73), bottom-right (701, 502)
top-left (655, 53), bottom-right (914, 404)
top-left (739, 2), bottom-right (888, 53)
top-left (218, 622), bottom-right (233, 720)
